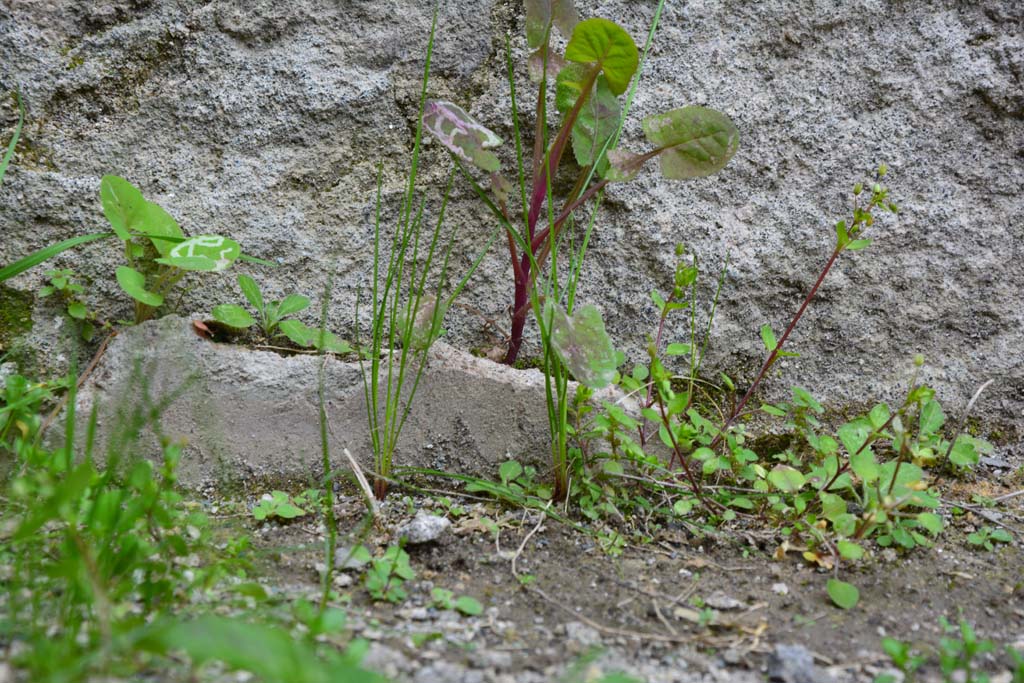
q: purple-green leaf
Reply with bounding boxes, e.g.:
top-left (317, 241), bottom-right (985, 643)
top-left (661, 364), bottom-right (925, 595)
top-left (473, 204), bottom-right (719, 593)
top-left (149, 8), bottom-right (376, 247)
top-left (642, 106), bottom-right (740, 179)
top-left (604, 148), bottom-right (644, 182)
top-left (525, 0), bottom-right (579, 48)
top-left (527, 48), bottom-right (567, 83)
top-left (422, 100), bottom-right (502, 173)
top-left (564, 18), bottom-right (638, 96)
top-left (546, 302), bottom-right (617, 389)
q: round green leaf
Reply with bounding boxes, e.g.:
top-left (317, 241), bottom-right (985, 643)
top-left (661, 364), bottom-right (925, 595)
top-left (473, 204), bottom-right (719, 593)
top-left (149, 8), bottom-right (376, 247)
top-left (499, 460), bottom-right (523, 484)
top-left (212, 304), bottom-right (255, 329)
top-left (115, 266), bottom-right (163, 307)
top-left (67, 301), bottom-right (87, 320)
top-left (564, 18), bottom-right (638, 96)
top-left (836, 540), bottom-right (864, 561)
top-left (826, 578), bottom-right (859, 609)
top-left (767, 465), bottom-right (806, 493)
top-left (642, 106), bottom-right (740, 179)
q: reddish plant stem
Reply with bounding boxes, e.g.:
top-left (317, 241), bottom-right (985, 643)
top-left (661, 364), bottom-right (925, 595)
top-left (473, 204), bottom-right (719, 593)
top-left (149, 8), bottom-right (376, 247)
top-left (655, 393), bottom-right (711, 510)
top-left (709, 245), bottom-right (844, 451)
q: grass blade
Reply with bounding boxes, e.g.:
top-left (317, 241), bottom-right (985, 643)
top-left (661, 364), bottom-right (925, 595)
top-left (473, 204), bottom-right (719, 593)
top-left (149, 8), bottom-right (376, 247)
top-left (0, 232), bottom-right (113, 283)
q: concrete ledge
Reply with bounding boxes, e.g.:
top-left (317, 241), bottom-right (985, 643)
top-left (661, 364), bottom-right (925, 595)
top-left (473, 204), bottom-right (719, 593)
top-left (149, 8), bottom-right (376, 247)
top-left (77, 316), bottom-right (574, 488)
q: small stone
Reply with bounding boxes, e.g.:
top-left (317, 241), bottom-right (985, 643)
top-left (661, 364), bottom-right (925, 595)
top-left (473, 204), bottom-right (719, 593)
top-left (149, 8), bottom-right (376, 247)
top-left (396, 510), bottom-right (452, 545)
top-left (332, 573), bottom-right (353, 588)
top-left (705, 590), bottom-right (747, 611)
top-left (768, 643), bottom-right (833, 683)
top-left (564, 621), bottom-right (602, 648)
top-left (771, 582), bottom-right (789, 596)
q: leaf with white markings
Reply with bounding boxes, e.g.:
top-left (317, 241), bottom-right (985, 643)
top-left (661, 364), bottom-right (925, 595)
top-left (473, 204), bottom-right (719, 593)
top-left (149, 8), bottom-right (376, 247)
top-left (422, 100), bottom-right (502, 173)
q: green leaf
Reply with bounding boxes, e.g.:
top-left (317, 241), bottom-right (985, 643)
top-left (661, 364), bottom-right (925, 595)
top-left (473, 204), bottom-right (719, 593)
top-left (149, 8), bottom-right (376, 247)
top-left (67, 301), bottom-right (87, 320)
top-left (136, 201), bottom-right (184, 256)
top-left (850, 448), bottom-right (879, 485)
top-left (1, 232), bottom-right (113, 283)
top-left (546, 302), bottom-right (618, 389)
top-left (760, 323), bottom-right (777, 352)
top-left (275, 294), bottom-right (311, 318)
top-left (100, 175), bottom-right (146, 240)
top-left (499, 460), bottom-right (523, 485)
top-left (767, 465), bottom-right (805, 493)
top-left (314, 331), bottom-right (352, 355)
top-left (564, 18), bottom-right (638, 96)
top-left (838, 420), bottom-right (871, 458)
top-left (115, 266), bottom-right (163, 307)
top-left (792, 387), bottom-right (823, 413)
top-left (665, 343), bottom-right (691, 356)
top-left (422, 100), bottom-right (502, 172)
top-left (826, 579), bottom-right (859, 609)
top-left (916, 512), bottom-right (943, 535)
top-left (279, 319), bottom-right (316, 347)
top-left (454, 596), bottom-right (484, 616)
top-left (555, 64), bottom-right (621, 169)
top-left (836, 541), bottom-right (864, 560)
top-left (949, 436), bottom-right (980, 468)
top-left (604, 148), bottom-right (644, 182)
top-left (525, 0), bottom-right (578, 48)
top-left (156, 234), bottom-right (241, 272)
top-left (238, 274), bottom-right (264, 313)
top-left (868, 403), bottom-right (890, 430)
top-left (275, 503), bottom-right (306, 519)
top-left (846, 239), bottom-right (872, 251)
top-left (212, 304), bottom-right (255, 329)
top-left (919, 399), bottom-right (945, 435)
top-left (642, 106), bottom-right (740, 179)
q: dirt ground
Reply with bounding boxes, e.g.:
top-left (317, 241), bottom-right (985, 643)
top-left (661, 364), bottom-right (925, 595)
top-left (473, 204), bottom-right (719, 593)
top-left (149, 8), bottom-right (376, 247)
top-left (218, 463), bottom-right (1024, 683)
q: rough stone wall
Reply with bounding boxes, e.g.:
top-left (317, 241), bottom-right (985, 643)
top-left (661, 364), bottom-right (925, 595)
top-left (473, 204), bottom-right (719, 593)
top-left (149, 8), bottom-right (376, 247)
top-left (2, 1), bottom-right (1022, 438)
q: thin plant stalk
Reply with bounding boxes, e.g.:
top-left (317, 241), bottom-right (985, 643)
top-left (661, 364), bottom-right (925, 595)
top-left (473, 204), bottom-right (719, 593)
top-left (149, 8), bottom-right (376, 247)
top-left (317, 273), bottom-right (337, 611)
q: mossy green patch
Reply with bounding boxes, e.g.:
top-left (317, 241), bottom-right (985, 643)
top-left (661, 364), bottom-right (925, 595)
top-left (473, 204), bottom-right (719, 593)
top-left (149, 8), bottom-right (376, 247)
top-left (0, 285), bottom-right (34, 359)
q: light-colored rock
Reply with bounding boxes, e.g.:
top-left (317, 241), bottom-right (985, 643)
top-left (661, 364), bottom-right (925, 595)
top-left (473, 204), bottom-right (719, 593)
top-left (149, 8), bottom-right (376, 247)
top-left (1, 0), bottom-right (1021, 443)
top-left (396, 509), bottom-right (451, 544)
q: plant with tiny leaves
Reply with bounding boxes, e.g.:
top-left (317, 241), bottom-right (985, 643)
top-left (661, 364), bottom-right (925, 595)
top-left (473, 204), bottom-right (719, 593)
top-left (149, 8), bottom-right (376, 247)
top-left (967, 525), bottom-right (1012, 551)
top-left (364, 544), bottom-right (415, 603)
top-left (37, 268), bottom-right (101, 341)
top-left (251, 490), bottom-right (308, 521)
top-left (430, 588), bottom-right (484, 616)
top-left (212, 273), bottom-right (351, 353)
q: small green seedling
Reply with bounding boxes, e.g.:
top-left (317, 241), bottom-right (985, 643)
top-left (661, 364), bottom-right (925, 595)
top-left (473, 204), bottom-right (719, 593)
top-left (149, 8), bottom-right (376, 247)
top-left (251, 491), bottom-right (308, 521)
top-left (38, 268), bottom-right (99, 340)
top-left (430, 588), bottom-right (484, 616)
top-left (212, 274), bottom-right (351, 353)
top-left (967, 526), bottom-right (1012, 551)
top-left (364, 545), bottom-right (415, 603)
